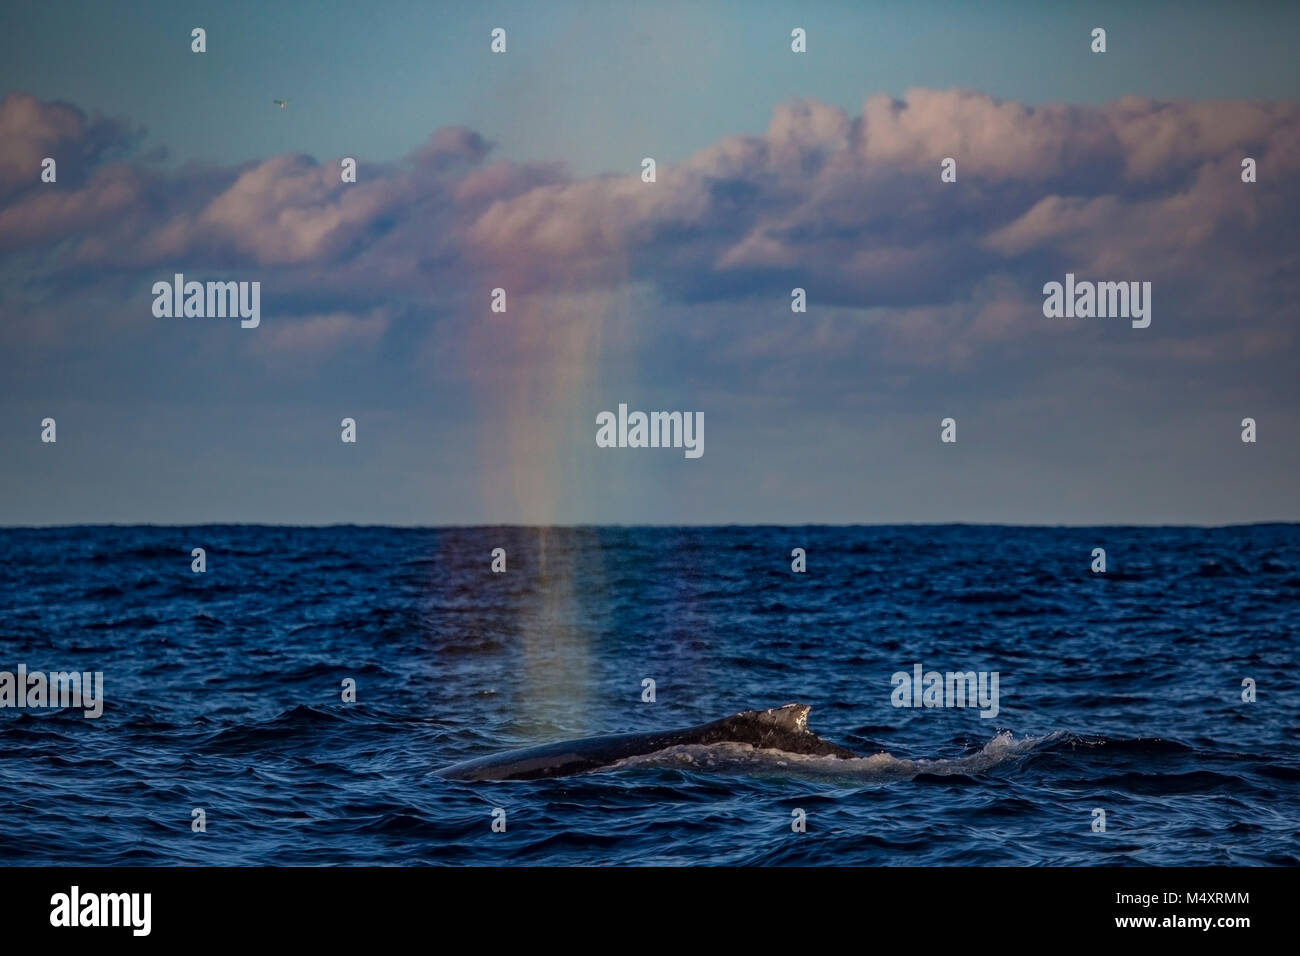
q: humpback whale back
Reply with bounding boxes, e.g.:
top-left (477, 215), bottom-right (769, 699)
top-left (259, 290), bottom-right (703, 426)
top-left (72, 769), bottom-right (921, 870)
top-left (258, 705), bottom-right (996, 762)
top-left (437, 703), bottom-right (859, 781)
top-left (691, 704), bottom-right (859, 757)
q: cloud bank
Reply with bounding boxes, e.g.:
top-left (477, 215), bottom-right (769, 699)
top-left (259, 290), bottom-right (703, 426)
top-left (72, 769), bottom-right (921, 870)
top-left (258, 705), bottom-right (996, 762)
top-left (1, 87), bottom-right (1297, 524)
top-left (5, 88), bottom-right (1296, 317)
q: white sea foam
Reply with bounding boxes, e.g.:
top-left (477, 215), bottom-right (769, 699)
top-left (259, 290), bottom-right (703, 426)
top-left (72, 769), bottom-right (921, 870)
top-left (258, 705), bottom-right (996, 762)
top-left (605, 731), bottom-right (1064, 782)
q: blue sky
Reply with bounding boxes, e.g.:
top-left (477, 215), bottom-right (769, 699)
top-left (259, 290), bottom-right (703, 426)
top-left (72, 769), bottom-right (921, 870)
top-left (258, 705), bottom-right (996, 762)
top-left (1, 1), bottom-right (1298, 525)
top-left (6, 0), bottom-right (1299, 176)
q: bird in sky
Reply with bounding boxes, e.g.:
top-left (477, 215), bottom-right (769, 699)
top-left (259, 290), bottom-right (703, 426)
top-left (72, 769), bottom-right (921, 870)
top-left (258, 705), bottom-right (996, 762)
top-left (273, 99), bottom-right (288, 109)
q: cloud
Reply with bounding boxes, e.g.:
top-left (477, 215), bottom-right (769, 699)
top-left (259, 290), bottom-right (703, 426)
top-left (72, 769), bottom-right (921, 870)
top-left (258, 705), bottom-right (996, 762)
top-left (458, 89), bottom-right (1300, 330)
top-left (1, 87), bottom-right (1297, 371)
top-left (0, 92), bottom-right (141, 197)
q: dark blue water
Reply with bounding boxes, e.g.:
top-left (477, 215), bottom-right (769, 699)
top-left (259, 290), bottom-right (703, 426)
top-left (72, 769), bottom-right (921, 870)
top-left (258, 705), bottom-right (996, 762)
top-left (1, 525), bottom-right (1297, 865)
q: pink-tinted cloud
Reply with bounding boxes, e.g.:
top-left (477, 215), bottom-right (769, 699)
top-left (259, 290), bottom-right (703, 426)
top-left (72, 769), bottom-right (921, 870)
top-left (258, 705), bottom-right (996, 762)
top-left (0, 92), bottom-right (140, 197)
top-left (2, 88), bottom-right (1297, 367)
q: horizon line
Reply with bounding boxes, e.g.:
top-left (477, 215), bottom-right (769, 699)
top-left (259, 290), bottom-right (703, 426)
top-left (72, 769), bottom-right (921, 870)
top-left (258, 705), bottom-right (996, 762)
top-left (2, 521), bottom-right (1297, 531)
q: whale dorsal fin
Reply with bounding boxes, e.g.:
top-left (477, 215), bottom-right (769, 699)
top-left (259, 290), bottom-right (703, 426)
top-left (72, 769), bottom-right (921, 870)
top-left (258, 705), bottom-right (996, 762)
top-left (738, 703), bottom-right (859, 758)
top-left (752, 703), bottom-right (812, 733)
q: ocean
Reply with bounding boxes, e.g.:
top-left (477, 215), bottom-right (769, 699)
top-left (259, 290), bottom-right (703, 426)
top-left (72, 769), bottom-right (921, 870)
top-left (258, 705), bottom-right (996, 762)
top-left (1, 524), bottom-right (1296, 865)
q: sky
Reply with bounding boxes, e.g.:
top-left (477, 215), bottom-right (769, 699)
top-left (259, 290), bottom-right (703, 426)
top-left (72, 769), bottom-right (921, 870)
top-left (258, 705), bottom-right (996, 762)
top-left (1, 0), bottom-right (1298, 525)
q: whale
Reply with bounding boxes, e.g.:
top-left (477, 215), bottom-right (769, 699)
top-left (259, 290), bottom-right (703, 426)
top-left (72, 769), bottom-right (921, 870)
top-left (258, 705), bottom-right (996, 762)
top-left (436, 703), bottom-right (860, 781)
